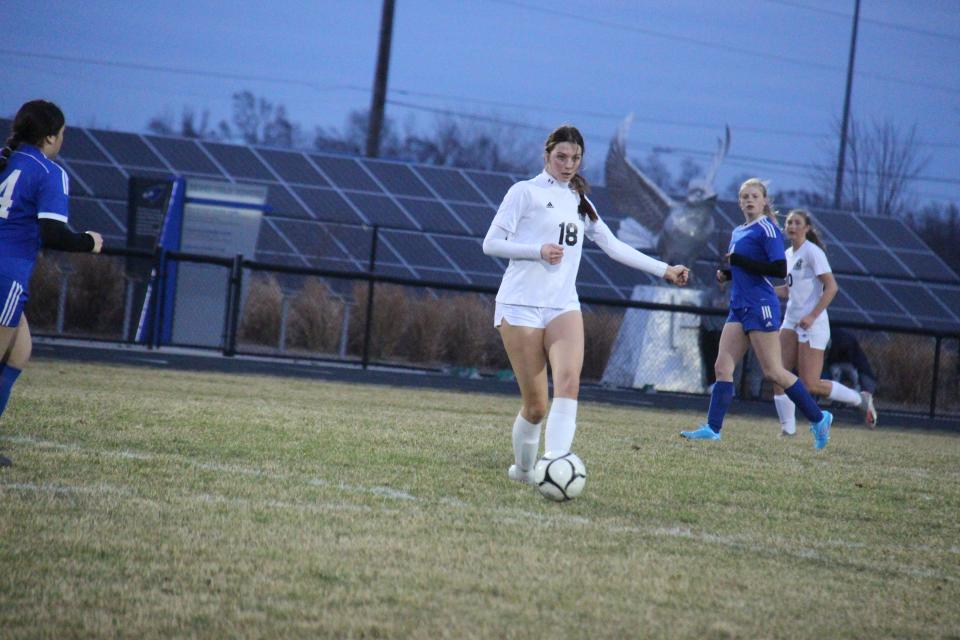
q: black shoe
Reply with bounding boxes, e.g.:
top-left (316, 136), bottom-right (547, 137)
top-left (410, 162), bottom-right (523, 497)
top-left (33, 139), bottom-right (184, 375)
top-left (0, 454), bottom-right (11, 467)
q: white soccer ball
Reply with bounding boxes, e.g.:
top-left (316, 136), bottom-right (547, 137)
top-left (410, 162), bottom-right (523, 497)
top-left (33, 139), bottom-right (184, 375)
top-left (533, 452), bottom-right (587, 501)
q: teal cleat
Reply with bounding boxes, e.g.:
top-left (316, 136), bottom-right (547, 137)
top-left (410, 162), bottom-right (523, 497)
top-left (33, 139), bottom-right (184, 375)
top-left (810, 410), bottom-right (833, 450)
top-left (680, 425), bottom-right (721, 441)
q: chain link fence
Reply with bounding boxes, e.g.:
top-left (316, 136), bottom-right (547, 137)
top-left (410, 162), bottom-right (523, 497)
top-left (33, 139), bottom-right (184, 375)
top-left (25, 243), bottom-right (960, 420)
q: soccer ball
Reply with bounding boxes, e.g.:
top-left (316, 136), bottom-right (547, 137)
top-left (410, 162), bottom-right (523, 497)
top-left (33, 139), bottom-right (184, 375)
top-left (533, 452), bottom-right (587, 501)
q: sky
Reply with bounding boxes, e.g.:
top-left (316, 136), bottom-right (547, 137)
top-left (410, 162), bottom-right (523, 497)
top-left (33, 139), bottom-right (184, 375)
top-left (3, 0), bottom-right (959, 209)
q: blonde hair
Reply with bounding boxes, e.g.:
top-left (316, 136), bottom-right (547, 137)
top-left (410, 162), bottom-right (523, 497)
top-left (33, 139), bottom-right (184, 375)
top-left (738, 177), bottom-right (779, 225)
top-left (786, 208), bottom-right (826, 251)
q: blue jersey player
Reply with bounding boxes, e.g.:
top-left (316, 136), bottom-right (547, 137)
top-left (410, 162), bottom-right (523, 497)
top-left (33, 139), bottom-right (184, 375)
top-left (0, 100), bottom-right (103, 467)
top-left (681, 178), bottom-right (832, 449)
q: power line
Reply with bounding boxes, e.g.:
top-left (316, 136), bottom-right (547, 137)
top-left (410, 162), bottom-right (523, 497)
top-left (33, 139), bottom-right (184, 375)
top-left (485, 0), bottom-right (960, 96)
top-left (387, 99), bottom-right (960, 189)
top-left (0, 48), bottom-right (366, 94)
top-left (3, 47), bottom-right (959, 150)
top-left (763, 0), bottom-right (960, 44)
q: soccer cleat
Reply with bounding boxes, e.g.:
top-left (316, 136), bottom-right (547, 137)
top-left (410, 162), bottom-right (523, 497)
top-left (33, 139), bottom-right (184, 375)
top-left (810, 411), bottom-right (833, 450)
top-left (680, 425), bottom-right (721, 441)
top-left (860, 391), bottom-right (878, 428)
top-left (0, 454), bottom-right (11, 467)
top-left (507, 464), bottom-right (535, 485)
top-left (779, 430), bottom-right (796, 437)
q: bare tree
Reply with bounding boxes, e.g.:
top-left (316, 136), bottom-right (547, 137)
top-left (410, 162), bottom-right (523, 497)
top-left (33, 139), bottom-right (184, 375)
top-left (811, 116), bottom-right (929, 217)
top-left (146, 107), bottom-right (226, 140)
top-left (230, 91), bottom-right (301, 147)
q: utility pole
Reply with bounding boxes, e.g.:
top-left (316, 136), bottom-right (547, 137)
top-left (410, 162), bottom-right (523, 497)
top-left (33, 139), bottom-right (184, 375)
top-left (366, 0), bottom-right (396, 158)
top-left (833, 0), bottom-right (860, 210)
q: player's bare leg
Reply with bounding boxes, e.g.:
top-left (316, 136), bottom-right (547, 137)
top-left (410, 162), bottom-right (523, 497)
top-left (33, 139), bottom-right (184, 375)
top-left (499, 320), bottom-right (548, 484)
top-left (543, 310), bottom-right (584, 455)
top-left (0, 317), bottom-right (32, 468)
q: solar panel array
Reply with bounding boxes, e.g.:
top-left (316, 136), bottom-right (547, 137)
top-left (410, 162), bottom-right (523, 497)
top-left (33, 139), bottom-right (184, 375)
top-left (4, 117), bottom-right (957, 333)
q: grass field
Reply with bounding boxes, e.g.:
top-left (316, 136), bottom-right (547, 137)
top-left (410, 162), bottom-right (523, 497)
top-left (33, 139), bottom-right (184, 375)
top-left (1, 359), bottom-right (959, 639)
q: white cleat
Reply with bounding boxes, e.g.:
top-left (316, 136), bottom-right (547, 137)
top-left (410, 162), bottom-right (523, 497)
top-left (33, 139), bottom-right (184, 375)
top-left (507, 464), bottom-right (535, 485)
top-left (860, 391), bottom-right (878, 428)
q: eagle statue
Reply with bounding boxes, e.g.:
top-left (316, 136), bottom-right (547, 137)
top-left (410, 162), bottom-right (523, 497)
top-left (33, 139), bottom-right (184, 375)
top-left (605, 114), bottom-right (730, 269)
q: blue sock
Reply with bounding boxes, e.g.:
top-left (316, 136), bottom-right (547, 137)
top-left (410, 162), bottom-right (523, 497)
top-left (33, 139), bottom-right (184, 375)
top-left (706, 381), bottom-right (734, 433)
top-left (785, 379), bottom-right (824, 423)
top-left (0, 365), bottom-right (22, 419)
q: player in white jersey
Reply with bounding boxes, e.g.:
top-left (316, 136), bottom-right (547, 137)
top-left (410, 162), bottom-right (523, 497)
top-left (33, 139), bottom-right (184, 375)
top-left (772, 209), bottom-right (877, 436)
top-left (483, 125), bottom-right (690, 485)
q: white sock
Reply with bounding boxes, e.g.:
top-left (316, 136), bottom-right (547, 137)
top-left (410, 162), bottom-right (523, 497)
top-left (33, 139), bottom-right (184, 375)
top-left (773, 394), bottom-right (796, 434)
top-left (512, 413), bottom-right (542, 471)
top-left (544, 397), bottom-right (578, 456)
top-left (828, 381), bottom-right (862, 407)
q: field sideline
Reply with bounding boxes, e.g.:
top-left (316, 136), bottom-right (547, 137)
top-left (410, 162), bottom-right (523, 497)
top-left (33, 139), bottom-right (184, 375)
top-left (1, 358), bottom-right (958, 639)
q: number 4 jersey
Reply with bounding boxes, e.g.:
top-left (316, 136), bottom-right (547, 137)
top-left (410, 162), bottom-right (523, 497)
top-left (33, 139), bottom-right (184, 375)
top-left (489, 171), bottom-right (608, 309)
top-left (0, 144), bottom-right (70, 281)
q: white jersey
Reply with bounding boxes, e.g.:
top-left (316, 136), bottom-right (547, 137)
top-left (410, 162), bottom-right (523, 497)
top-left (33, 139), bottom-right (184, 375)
top-left (490, 171), bottom-right (605, 308)
top-left (784, 240), bottom-right (832, 324)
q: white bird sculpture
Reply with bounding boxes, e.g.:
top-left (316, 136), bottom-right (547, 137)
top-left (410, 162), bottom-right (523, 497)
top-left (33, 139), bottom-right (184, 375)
top-left (605, 114), bottom-right (730, 269)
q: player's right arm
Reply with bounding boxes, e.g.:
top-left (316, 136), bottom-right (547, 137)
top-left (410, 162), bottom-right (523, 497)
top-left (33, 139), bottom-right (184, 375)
top-left (482, 182), bottom-right (551, 261)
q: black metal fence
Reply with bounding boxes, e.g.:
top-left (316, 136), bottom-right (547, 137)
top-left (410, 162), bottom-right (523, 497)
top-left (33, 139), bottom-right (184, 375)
top-left (26, 235), bottom-right (960, 420)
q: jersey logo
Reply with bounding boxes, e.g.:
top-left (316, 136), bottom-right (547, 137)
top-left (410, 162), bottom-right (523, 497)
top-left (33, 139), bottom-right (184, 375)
top-left (546, 201), bottom-right (554, 208)
top-left (793, 258), bottom-right (803, 271)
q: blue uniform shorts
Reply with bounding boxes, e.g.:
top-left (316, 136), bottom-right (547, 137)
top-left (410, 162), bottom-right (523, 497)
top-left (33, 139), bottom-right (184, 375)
top-left (0, 273), bottom-right (28, 328)
top-left (727, 301), bottom-right (780, 333)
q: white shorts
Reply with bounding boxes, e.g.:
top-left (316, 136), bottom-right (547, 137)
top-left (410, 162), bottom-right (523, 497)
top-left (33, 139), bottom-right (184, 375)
top-left (494, 302), bottom-right (580, 329)
top-left (780, 315), bottom-right (830, 350)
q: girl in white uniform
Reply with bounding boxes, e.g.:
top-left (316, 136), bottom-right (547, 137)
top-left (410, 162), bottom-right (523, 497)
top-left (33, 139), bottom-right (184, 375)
top-left (772, 209), bottom-right (877, 435)
top-left (482, 124), bottom-right (690, 484)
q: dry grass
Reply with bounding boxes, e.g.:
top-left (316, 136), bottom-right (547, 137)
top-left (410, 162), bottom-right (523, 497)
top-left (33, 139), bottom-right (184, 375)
top-left (1, 359), bottom-right (959, 638)
top-left (26, 253), bottom-right (125, 335)
top-left (864, 333), bottom-right (960, 410)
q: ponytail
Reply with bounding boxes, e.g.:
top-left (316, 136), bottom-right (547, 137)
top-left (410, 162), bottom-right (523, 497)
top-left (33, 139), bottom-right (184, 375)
top-left (570, 174), bottom-right (598, 221)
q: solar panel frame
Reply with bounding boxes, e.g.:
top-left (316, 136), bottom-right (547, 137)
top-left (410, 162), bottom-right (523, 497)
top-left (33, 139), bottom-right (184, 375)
top-left (879, 281), bottom-right (958, 324)
top-left (411, 166), bottom-right (487, 203)
top-left (309, 154), bottom-right (382, 192)
top-left (395, 197), bottom-right (469, 234)
top-left (344, 192), bottom-right (418, 229)
top-left (462, 170), bottom-right (515, 206)
top-left (892, 250), bottom-right (959, 284)
top-left (292, 187), bottom-right (366, 225)
top-left (146, 135), bottom-right (224, 176)
top-left (361, 159), bottom-right (434, 198)
top-left (68, 197), bottom-right (125, 236)
top-left (58, 128), bottom-right (112, 163)
top-left (88, 130), bottom-right (167, 169)
top-left (845, 245), bottom-right (913, 279)
top-left (255, 148), bottom-right (330, 187)
top-left (45, 124), bottom-right (958, 337)
top-left (64, 161), bottom-right (129, 199)
top-left (448, 203), bottom-right (495, 236)
top-left (202, 142), bottom-right (275, 181)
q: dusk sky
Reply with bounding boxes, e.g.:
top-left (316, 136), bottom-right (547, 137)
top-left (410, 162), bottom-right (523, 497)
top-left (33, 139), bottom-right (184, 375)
top-left (3, 0), bottom-right (958, 208)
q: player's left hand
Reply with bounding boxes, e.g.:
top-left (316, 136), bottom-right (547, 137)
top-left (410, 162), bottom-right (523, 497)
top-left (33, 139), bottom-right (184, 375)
top-left (799, 314), bottom-right (815, 330)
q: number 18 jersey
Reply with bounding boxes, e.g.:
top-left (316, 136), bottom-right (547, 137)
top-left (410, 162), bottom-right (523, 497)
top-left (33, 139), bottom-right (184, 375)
top-left (491, 171), bottom-right (603, 309)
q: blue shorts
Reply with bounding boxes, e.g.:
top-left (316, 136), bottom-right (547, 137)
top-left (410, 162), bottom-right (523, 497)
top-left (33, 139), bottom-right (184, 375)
top-left (727, 302), bottom-right (780, 333)
top-left (0, 274), bottom-right (27, 328)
